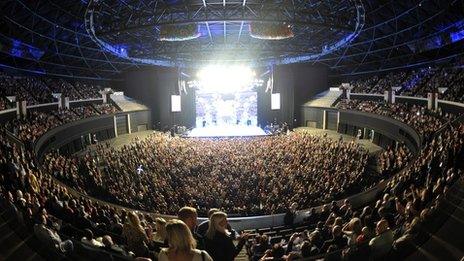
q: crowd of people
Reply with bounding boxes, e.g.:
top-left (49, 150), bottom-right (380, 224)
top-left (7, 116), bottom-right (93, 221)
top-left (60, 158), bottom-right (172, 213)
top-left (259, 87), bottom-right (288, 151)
top-left (5, 103), bottom-right (120, 144)
top-left (337, 99), bottom-right (455, 139)
top-left (347, 64), bottom-right (464, 102)
top-left (0, 68), bottom-right (462, 260)
top-left (0, 72), bottom-right (36, 106)
top-left (377, 144), bottom-right (411, 176)
top-left (0, 117), bottom-right (463, 260)
top-left (44, 132), bottom-right (371, 216)
top-left (0, 71), bottom-right (106, 107)
top-left (245, 123), bottom-right (464, 260)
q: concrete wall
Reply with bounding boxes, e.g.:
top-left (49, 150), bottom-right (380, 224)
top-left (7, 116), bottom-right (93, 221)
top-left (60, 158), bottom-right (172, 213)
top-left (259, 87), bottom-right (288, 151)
top-left (34, 110), bottom-right (151, 160)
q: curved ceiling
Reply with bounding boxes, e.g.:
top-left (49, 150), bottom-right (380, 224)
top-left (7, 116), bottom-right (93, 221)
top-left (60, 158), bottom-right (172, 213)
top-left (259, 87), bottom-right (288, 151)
top-left (0, 0), bottom-right (463, 80)
top-left (85, 0), bottom-right (365, 67)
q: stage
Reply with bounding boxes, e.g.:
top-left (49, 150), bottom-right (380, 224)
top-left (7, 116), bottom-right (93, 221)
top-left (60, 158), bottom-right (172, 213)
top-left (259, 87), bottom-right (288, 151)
top-left (187, 125), bottom-right (268, 137)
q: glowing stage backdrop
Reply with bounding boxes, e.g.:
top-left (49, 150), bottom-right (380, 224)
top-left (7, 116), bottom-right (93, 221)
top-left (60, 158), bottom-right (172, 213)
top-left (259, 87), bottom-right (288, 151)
top-left (195, 91), bottom-right (258, 127)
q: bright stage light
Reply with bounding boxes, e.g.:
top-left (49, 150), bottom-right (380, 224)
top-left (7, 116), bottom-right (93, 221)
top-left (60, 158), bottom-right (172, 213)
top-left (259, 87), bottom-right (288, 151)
top-left (195, 65), bottom-right (256, 93)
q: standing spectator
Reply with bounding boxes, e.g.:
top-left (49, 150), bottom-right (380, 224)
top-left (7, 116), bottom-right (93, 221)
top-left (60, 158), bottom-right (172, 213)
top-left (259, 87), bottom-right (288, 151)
top-left (197, 208), bottom-right (219, 237)
top-left (320, 225), bottom-right (348, 253)
top-left (204, 212), bottom-right (248, 261)
top-left (122, 211), bottom-right (149, 257)
top-left (178, 206), bottom-right (204, 249)
top-left (158, 219), bottom-right (212, 261)
top-left (153, 217), bottom-right (167, 243)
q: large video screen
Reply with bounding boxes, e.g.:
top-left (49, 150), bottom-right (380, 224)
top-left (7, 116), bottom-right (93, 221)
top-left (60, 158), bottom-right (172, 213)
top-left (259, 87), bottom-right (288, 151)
top-left (195, 91), bottom-right (257, 127)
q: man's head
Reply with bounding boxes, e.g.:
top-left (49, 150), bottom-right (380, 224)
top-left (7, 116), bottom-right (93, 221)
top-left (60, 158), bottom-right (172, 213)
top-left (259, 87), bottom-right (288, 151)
top-left (178, 206), bottom-right (198, 230)
top-left (376, 219), bottom-right (389, 235)
top-left (84, 229), bottom-right (94, 240)
top-left (102, 235), bottom-right (114, 248)
top-left (332, 225), bottom-right (342, 238)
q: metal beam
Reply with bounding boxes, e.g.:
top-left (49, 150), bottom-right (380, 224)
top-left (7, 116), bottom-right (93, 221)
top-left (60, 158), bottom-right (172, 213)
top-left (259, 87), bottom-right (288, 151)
top-left (205, 22), bottom-right (213, 42)
top-left (93, 4), bottom-right (353, 36)
top-left (97, 18), bottom-right (351, 36)
top-left (237, 20), bottom-right (244, 42)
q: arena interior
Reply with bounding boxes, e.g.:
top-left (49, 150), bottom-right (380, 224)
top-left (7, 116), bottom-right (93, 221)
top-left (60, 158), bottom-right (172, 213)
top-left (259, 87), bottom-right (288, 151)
top-left (0, 0), bottom-right (464, 260)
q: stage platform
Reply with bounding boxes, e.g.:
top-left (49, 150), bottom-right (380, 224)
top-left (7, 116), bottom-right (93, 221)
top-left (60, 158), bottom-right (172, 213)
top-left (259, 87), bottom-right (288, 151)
top-left (187, 126), bottom-right (267, 138)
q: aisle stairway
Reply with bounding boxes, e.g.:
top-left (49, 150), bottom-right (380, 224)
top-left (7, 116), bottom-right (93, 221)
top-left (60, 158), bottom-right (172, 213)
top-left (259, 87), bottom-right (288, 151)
top-left (110, 93), bottom-right (149, 112)
top-left (0, 213), bottom-right (46, 261)
top-left (406, 178), bottom-right (464, 260)
top-left (303, 88), bottom-right (342, 108)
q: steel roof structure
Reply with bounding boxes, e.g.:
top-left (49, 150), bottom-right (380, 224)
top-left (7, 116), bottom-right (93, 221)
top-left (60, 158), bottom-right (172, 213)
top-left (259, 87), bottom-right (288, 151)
top-left (0, 0), bottom-right (463, 80)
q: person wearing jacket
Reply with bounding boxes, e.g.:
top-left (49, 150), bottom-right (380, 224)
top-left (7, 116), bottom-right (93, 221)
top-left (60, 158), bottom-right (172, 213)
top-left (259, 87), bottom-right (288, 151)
top-left (204, 212), bottom-right (248, 261)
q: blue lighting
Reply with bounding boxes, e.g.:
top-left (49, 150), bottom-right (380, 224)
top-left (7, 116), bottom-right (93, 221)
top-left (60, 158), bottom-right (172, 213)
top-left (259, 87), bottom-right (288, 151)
top-left (29, 46), bottom-right (45, 60)
top-left (85, 0), bottom-right (365, 67)
top-left (7, 38), bottom-right (44, 60)
top-left (448, 19), bottom-right (464, 43)
top-left (402, 68), bottom-right (430, 90)
top-left (451, 30), bottom-right (464, 43)
top-left (11, 39), bottom-right (23, 58)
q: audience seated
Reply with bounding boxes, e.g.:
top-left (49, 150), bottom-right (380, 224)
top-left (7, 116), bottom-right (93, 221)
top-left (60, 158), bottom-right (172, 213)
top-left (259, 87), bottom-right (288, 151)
top-left (0, 117), bottom-right (461, 260)
top-left (368, 219), bottom-right (394, 259)
top-left (43, 132), bottom-right (371, 216)
top-left (337, 99), bottom-right (455, 139)
top-left (246, 123), bottom-right (463, 260)
top-left (0, 68), bottom-right (462, 261)
top-left (343, 64), bottom-right (464, 102)
top-left (0, 71), bottom-right (106, 110)
top-left (4, 104), bottom-right (119, 144)
top-left (378, 144), bottom-right (410, 175)
top-left (33, 214), bottom-right (74, 253)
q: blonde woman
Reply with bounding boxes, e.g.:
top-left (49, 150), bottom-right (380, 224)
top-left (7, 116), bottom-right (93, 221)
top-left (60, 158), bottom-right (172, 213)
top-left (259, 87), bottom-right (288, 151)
top-left (153, 217), bottom-right (167, 243)
top-left (158, 219), bottom-right (212, 261)
top-left (122, 211), bottom-right (149, 257)
top-left (204, 212), bottom-right (248, 261)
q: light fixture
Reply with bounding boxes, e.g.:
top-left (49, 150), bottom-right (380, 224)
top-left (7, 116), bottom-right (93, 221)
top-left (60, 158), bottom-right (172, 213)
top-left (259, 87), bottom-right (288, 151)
top-left (193, 65), bottom-right (259, 93)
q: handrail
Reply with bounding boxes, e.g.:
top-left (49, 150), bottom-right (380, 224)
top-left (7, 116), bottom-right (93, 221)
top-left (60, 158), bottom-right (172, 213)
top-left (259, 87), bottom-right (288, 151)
top-left (4, 129), bottom-right (24, 148)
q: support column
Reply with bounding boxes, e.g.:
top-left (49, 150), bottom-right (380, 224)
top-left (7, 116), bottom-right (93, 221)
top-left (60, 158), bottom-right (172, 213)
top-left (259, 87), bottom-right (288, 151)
top-left (100, 88), bottom-right (114, 104)
top-left (113, 115), bottom-right (118, 137)
top-left (322, 110), bottom-right (327, 130)
top-left (384, 90), bottom-right (395, 104)
top-left (16, 100), bottom-right (27, 119)
top-left (64, 97), bottom-right (70, 109)
top-left (427, 92), bottom-right (438, 110)
top-left (127, 114), bottom-right (132, 134)
top-left (52, 93), bottom-right (62, 109)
